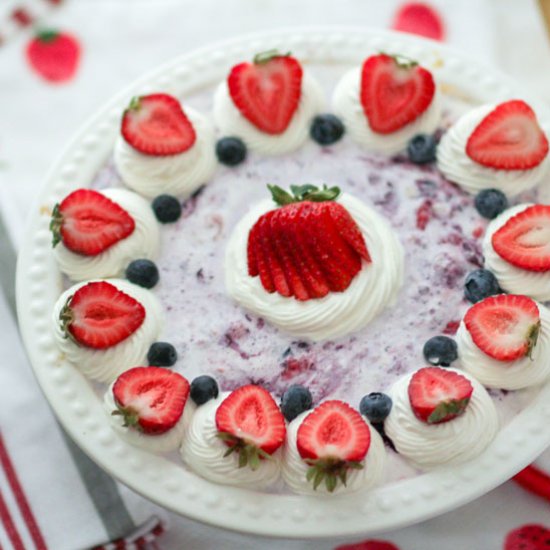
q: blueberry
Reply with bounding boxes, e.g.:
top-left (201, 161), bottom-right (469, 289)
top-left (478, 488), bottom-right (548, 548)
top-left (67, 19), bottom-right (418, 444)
top-left (359, 393), bottom-right (393, 423)
top-left (310, 114), bottom-right (345, 145)
top-left (464, 268), bottom-right (501, 303)
top-left (190, 375), bottom-right (219, 405)
top-left (423, 335), bottom-right (458, 366)
top-left (280, 385), bottom-right (313, 422)
top-left (147, 342), bottom-right (177, 367)
top-left (125, 259), bottom-right (159, 288)
top-left (474, 189), bottom-right (509, 220)
top-left (152, 194), bottom-right (182, 223)
top-left (216, 137), bottom-right (247, 166)
top-left (407, 134), bottom-right (437, 164)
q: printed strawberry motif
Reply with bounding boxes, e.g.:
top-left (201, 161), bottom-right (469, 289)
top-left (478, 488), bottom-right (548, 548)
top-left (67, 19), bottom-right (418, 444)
top-left (464, 294), bottom-right (540, 362)
top-left (297, 400), bottom-right (371, 492)
top-left (360, 53), bottom-right (435, 134)
top-left (26, 29), bottom-right (80, 83)
top-left (50, 189), bottom-right (135, 256)
top-left (336, 540), bottom-right (400, 550)
top-left (112, 367), bottom-right (190, 435)
top-left (247, 184), bottom-right (371, 301)
top-left (392, 2), bottom-right (445, 41)
top-left (504, 524), bottom-right (550, 550)
top-left (492, 205), bottom-right (550, 272)
top-left (466, 100), bottom-right (549, 170)
top-left (215, 385), bottom-right (286, 470)
top-left (228, 50), bottom-right (303, 134)
top-left (121, 93), bottom-right (196, 156)
top-left (59, 281), bottom-right (146, 349)
top-left (408, 367), bottom-right (473, 424)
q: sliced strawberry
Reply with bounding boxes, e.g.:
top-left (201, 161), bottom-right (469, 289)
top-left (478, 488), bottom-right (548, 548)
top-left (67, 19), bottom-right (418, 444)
top-left (121, 93), bottom-right (196, 156)
top-left (228, 51), bottom-right (302, 134)
top-left (296, 400), bottom-right (371, 492)
top-left (59, 281), bottom-right (146, 349)
top-left (112, 367), bottom-right (190, 435)
top-left (492, 204), bottom-right (550, 272)
top-left (247, 185), bottom-right (371, 301)
top-left (408, 367), bottom-right (474, 424)
top-left (392, 3), bottom-right (445, 41)
top-left (50, 189), bottom-right (135, 256)
top-left (464, 294), bottom-right (540, 362)
top-left (360, 53), bottom-right (435, 134)
top-left (215, 385), bottom-right (286, 470)
top-left (466, 100), bottom-right (549, 170)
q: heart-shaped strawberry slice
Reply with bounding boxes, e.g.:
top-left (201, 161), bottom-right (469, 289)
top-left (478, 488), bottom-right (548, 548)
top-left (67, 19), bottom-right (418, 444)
top-left (360, 53), bottom-right (435, 134)
top-left (466, 100), bottom-right (549, 170)
top-left (228, 51), bottom-right (303, 134)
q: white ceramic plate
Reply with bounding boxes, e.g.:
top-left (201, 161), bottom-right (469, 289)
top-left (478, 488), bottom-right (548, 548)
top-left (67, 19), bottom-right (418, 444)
top-left (16, 27), bottom-right (550, 538)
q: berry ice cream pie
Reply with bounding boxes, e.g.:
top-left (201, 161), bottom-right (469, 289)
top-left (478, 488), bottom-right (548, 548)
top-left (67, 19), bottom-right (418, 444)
top-left (437, 100), bottom-right (550, 197)
top-left (225, 184), bottom-right (404, 341)
top-left (213, 50), bottom-right (325, 155)
top-left (52, 280), bottom-right (162, 383)
top-left (105, 366), bottom-right (195, 452)
top-left (457, 294), bottom-right (550, 390)
top-left (114, 93), bottom-right (216, 198)
top-left (333, 53), bottom-right (441, 154)
top-left (384, 367), bottom-right (498, 469)
top-left (51, 188), bottom-right (159, 281)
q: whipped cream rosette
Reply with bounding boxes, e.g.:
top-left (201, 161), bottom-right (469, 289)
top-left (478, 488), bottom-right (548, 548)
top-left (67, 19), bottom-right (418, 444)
top-left (457, 293), bottom-right (550, 390)
top-left (51, 188), bottom-right (159, 281)
top-left (437, 100), bottom-right (550, 196)
top-left (213, 50), bottom-right (325, 155)
top-left (282, 401), bottom-right (386, 495)
top-left (225, 184), bottom-right (404, 341)
top-left (52, 279), bottom-right (162, 383)
top-left (104, 367), bottom-right (195, 453)
top-left (181, 386), bottom-right (284, 489)
top-left (114, 93), bottom-right (216, 198)
top-left (333, 53), bottom-right (441, 154)
top-left (385, 367), bottom-right (499, 469)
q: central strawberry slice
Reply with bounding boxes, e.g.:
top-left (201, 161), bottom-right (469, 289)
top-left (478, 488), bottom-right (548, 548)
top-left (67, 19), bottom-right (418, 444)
top-left (50, 189), bottom-right (135, 256)
top-left (464, 294), bottom-right (540, 362)
top-left (297, 400), bottom-right (371, 492)
top-left (112, 367), bottom-right (190, 435)
top-left (492, 205), bottom-right (550, 272)
top-left (408, 367), bottom-right (474, 424)
top-left (59, 281), bottom-right (146, 349)
top-left (360, 53), bottom-right (435, 134)
top-left (228, 50), bottom-right (303, 134)
top-left (466, 100), bottom-right (549, 170)
top-left (247, 184), bottom-right (371, 301)
top-left (215, 385), bottom-right (286, 470)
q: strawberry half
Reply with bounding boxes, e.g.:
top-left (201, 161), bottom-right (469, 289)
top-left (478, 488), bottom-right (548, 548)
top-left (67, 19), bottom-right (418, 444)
top-left (215, 385), bottom-right (286, 470)
top-left (112, 367), bottom-right (190, 435)
top-left (50, 189), bottom-right (135, 256)
top-left (408, 367), bottom-right (474, 424)
top-left (360, 53), bottom-right (435, 134)
top-left (228, 50), bottom-right (302, 134)
top-left (296, 400), bottom-right (371, 492)
top-left (247, 184), bottom-right (371, 301)
top-left (59, 281), bottom-right (146, 349)
top-left (464, 294), bottom-right (540, 362)
top-left (466, 100), bottom-right (549, 170)
top-left (121, 93), bottom-right (196, 156)
top-left (492, 204), bottom-right (550, 272)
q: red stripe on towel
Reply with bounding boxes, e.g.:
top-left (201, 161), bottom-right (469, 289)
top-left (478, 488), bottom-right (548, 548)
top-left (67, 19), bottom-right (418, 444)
top-left (0, 489), bottom-right (25, 550)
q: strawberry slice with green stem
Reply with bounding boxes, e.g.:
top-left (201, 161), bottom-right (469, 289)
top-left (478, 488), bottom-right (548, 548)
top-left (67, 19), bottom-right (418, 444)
top-left (492, 204), bottom-right (550, 272)
top-left (215, 385), bottom-right (286, 470)
top-left (464, 294), bottom-right (540, 362)
top-left (59, 281), bottom-right (146, 349)
top-left (50, 189), bottom-right (135, 256)
top-left (297, 400), bottom-right (371, 492)
top-left (408, 367), bottom-right (474, 424)
top-left (112, 367), bottom-right (190, 435)
top-left (466, 100), bottom-right (549, 170)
